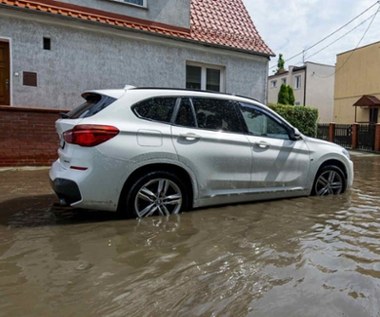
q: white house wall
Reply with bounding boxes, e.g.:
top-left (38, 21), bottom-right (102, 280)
top-left (57, 0), bottom-right (191, 29)
top-left (305, 63), bottom-right (335, 123)
top-left (0, 10), bottom-right (268, 109)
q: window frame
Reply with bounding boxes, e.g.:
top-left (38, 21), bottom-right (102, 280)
top-left (186, 62), bottom-right (225, 92)
top-left (294, 75), bottom-right (301, 89)
top-left (109, 0), bottom-right (147, 8)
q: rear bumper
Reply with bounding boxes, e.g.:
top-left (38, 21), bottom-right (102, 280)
top-left (50, 178), bottom-right (82, 206)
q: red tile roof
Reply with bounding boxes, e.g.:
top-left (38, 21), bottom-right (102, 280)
top-left (190, 0), bottom-right (273, 56)
top-left (0, 0), bottom-right (274, 56)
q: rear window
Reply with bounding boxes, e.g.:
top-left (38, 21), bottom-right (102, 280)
top-left (63, 93), bottom-right (116, 119)
top-left (133, 97), bottom-right (177, 123)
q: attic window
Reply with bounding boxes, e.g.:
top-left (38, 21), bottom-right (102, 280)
top-left (43, 37), bottom-right (51, 50)
top-left (110, 0), bottom-right (147, 7)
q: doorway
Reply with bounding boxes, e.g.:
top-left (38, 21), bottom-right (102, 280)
top-left (0, 41), bottom-right (10, 105)
top-left (369, 108), bottom-right (378, 124)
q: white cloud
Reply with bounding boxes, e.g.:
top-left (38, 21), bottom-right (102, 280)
top-left (243, 0), bottom-right (380, 71)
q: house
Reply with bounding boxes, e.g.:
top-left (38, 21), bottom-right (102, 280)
top-left (334, 41), bottom-right (380, 124)
top-left (0, 0), bottom-right (274, 109)
top-left (268, 62), bottom-right (335, 123)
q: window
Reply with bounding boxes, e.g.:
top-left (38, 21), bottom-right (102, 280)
top-left (43, 37), bottom-right (51, 50)
top-left (240, 103), bottom-right (290, 140)
top-left (133, 97), bottom-right (177, 123)
top-left (281, 78), bottom-right (287, 85)
top-left (175, 98), bottom-right (196, 127)
top-left (294, 75), bottom-right (301, 89)
top-left (270, 80), bottom-right (277, 88)
top-left (186, 63), bottom-right (225, 92)
top-left (110, 0), bottom-right (146, 7)
top-left (64, 93), bottom-right (116, 119)
top-left (192, 98), bottom-right (243, 133)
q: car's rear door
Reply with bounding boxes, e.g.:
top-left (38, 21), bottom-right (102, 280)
top-left (171, 97), bottom-right (253, 201)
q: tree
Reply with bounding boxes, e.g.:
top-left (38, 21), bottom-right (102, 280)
top-left (287, 85), bottom-right (295, 105)
top-left (278, 84), bottom-right (289, 104)
top-left (278, 84), bottom-right (295, 105)
top-left (277, 53), bottom-right (285, 73)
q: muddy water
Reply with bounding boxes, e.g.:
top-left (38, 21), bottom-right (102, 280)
top-left (0, 155), bottom-right (379, 317)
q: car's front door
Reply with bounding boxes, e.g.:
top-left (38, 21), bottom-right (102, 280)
top-left (239, 103), bottom-right (311, 196)
top-left (171, 97), bottom-right (253, 201)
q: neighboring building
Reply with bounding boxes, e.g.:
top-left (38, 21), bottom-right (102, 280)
top-left (0, 0), bottom-right (274, 109)
top-left (268, 62), bottom-right (335, 123)
top-left (334, 41), bottom-right (380, 124)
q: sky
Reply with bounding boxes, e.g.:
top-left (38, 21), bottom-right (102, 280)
top-left (242, 0), bottom-right (380, 74)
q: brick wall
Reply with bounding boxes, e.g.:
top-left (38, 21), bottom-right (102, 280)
top-left (0, 106), bottom-right (66, 167)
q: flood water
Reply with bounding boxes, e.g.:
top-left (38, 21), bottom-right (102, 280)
top-left (0, 154), bottom-right (380, 317)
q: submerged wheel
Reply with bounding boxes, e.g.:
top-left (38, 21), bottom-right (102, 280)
top-left (313, 165), bottom-right (346, 196)
top-left (126, 171), bottom-right (188, 218)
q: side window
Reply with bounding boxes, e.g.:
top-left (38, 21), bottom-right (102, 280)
top-left (133, 97), bottom-right (177, 123)
top-left (240, 104), bottom-right (290, 140)
top-left (174, 98), bottom-right (196, 127)
top-left (192, 98), bottom-right (243, 133)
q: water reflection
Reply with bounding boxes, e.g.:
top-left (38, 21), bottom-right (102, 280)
top-left (0, 156), bottom-right (380, 316)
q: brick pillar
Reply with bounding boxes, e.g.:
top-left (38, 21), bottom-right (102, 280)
top-left (351, 123), bottom-right (359, 150)
top-left (375, 123), bottom-right (380, 152)
top-left (329, 123), bottom-right (335, 143)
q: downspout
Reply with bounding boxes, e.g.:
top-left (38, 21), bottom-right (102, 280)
top-left (303, 66), bottom-right (307, 106)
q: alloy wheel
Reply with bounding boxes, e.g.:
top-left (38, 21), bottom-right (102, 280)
top-left (134, 178), bottom-right (182, 217)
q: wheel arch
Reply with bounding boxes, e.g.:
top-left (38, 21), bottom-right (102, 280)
top-left (117, 163), bottom-right (195, 211)
top-left (317, 159), bottom-right (348, 179)
top-left (312, 159), bottom-right (348, 195)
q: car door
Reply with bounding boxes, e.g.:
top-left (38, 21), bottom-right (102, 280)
top-left (171, 97), bottom-right (253, 200)
top-left (238, 102), bottom-right (311, 195)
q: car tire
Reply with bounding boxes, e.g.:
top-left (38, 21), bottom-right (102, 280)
top-left (312, 165), bottom-right (346, 196)
top-left (126, 171), bottom-right (189, 218)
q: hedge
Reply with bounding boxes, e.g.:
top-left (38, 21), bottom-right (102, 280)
top-left (268, 103), bottom-right (318, 137)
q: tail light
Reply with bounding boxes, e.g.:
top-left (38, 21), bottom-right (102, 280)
top-left (63, 125), bottom-right (119, 147)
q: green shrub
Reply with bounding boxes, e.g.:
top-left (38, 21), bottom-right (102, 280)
top-left (268, 103), bottom-right (318, 137)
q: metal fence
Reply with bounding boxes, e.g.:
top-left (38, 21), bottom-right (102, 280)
top-left (333, 124), bottom-right (352, 149)
top-left (316, 123), bottom-right (379, 153)
top-left (317, 124), bottom-right (329, 141)
top-left (358, 124), bottom-right (376, 151)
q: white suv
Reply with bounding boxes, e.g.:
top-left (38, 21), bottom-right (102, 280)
top-left (50, 86), bottom-right (354, 218)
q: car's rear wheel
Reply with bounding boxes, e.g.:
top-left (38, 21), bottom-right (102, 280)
top-left (312, 165), bottom-right (345, 196)
top-left (126, 171), bottom-right (188, 218)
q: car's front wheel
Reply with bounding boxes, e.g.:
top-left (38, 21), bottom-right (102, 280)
top-left (126, 171), bottom-right (188, 218)
top-left (312, 165), bottom-right (346, 196)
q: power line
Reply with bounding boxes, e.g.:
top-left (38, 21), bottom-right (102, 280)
top-left (305, 11), bottom-right (378, 61)
top-left (270, 0), bottom-right (380, 69)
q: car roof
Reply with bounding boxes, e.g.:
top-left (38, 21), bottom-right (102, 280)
top-left (84, 86), bottom-right (263, 106)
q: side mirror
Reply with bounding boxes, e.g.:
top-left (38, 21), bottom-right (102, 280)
top-left (289, 128), bottom-right (302, 141)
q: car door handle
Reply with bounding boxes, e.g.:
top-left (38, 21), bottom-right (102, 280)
top-left (179, 133), bottom-right (200, 141)
top-left (254, 141), bottom-right (270, 149)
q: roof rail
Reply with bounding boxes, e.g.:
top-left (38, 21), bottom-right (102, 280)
top-left (124, 85), bottom-right (136, 90)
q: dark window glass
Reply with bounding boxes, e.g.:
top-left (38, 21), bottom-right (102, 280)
top-left (124, 0), bottom-right (144, 5)
top-left (186, 65), bottom-right (202, 90)
top-left (133, 97), bottom-right (176, 123)
top-left (64, 93), bottom-right (116, 119)
top-left (240, 103), bottom-right (289, 140)
top-left (192, 98), bottom-right (243, 133)
top-left (43, 37), bottom-right (51, 50)
top-left (175, 98), bottom-right (196, 127)
top-left (206, 68), bottom-right (220, 91)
